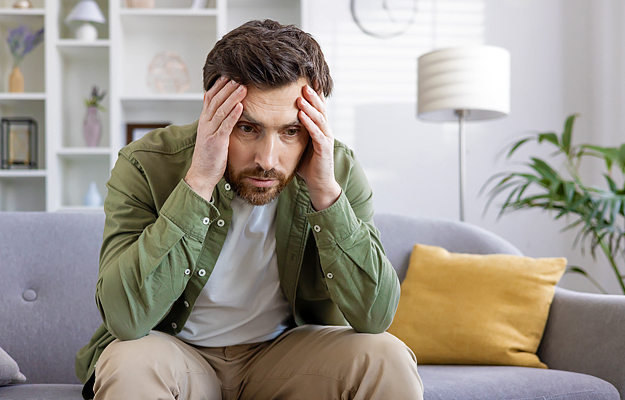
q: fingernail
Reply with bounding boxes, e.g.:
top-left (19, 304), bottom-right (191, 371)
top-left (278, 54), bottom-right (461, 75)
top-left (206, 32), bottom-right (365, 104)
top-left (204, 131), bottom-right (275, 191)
top-left (307, 85), bottom-right (314, 93)
top-left (237, 85), bottom-right (245, 92)
top-left (219, 76), bottom-right (226, 81)
top-left (231, 80), bottom-right (238, 86)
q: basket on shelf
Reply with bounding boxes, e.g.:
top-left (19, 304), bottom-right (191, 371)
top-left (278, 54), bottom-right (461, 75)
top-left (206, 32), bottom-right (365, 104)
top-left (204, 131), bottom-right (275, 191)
top-left (126, 0), bottom-right (155, 8)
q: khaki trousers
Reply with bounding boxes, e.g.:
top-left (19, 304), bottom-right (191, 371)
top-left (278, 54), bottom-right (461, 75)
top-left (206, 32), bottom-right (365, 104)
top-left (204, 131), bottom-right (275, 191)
top-left (93, 325), bottom-right (423, 400)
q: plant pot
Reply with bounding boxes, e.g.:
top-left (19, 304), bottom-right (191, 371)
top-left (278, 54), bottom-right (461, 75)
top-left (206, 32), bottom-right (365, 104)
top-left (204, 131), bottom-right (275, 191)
top-left (83, 106), bottom-right (102, 147)
top-left (9, 67), bottom-right (24, 93)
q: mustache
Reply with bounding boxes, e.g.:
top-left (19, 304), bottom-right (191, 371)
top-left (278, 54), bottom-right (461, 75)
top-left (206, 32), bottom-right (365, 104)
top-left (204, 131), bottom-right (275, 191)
top-left (242, 166), bottom-right (285, 180)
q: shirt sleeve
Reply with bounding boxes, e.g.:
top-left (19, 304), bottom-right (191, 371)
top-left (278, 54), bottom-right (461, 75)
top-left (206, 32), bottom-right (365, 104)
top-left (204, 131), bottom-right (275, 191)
top-left (96, 152), bottom-right (219, 340)
top-left (305, 146), bottom-right (400, 334)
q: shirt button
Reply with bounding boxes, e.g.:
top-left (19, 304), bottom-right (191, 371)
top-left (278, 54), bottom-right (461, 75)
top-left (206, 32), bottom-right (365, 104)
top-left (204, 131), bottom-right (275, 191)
top-left (171, 322), bottom-right (177, 330)
top-left (217, 219), bottom-right (225, 227)
top-left (202, 217), bottom-right (210, 225)
top-left (184, 301), bottom-right (190, 308)
top-left (184, 269), bottom-right (191, 276)
top-left (326, 272), bottom-right (334, 279)
top-left (198, 269), bottom-right (206, 277)
top-left (313, 225), bottom-right (321, 233)
top-left (224, 183), bottom-right (231, 191)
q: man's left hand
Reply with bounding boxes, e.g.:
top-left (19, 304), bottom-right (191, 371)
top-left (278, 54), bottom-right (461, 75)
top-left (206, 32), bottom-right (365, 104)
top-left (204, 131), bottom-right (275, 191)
top-left (297, 85), bottom-right (342, 211)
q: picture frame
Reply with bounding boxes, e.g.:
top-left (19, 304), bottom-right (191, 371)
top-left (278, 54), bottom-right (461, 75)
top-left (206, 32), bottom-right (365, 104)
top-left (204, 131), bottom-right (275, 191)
top-left (126, 122), bottom-right (170, 145)
top-left (1, 117), bottom-right (38, 169)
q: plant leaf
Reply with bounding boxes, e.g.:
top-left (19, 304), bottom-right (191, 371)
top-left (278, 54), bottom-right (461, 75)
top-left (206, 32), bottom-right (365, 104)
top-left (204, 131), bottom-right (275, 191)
top-left (537, 132), bottom-right (559, 147)
top-left (566, 266), bottom-right (608, 294)
top-left (562, 114), bottom-right (578, 155)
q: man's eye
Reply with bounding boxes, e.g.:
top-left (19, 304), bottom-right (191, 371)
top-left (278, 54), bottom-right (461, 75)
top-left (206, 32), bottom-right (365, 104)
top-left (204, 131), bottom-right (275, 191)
top-left (285, 128), bottom-right (299, 136)
top-left (239, 125), bottom-right (253, 133)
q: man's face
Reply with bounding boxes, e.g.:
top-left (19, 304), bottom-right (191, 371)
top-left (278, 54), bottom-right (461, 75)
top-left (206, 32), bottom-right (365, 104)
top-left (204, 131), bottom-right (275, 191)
top-left (225, 78), bottom-right (310, 206)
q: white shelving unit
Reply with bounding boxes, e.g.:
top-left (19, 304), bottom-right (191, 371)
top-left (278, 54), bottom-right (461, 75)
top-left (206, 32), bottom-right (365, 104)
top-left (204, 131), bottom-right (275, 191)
top-left (0, 0), bottom-right (303, 212)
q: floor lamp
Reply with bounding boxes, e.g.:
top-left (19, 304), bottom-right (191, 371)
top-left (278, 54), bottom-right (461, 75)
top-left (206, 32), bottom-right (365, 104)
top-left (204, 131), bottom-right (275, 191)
top-left (417, 46), bottom-right (510, 221)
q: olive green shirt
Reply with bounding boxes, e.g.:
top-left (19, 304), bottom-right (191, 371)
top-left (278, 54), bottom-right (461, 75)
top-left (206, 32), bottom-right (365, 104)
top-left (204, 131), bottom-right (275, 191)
top-left (75, 121), bottom-right (400, 388)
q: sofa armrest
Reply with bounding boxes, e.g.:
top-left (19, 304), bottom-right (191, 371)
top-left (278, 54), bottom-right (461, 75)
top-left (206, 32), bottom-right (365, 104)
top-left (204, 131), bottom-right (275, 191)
top-left (537, 287), bottom-right (625, 398)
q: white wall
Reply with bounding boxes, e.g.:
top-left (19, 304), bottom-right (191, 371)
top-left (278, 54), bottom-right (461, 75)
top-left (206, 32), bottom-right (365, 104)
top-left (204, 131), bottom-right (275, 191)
top-left (304, 0), bottom-right (625, 294)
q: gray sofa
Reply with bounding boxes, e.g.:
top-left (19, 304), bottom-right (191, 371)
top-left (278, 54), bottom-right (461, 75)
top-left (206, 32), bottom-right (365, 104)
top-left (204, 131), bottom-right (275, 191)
top-left (0, 212), bottom-right (623, 399)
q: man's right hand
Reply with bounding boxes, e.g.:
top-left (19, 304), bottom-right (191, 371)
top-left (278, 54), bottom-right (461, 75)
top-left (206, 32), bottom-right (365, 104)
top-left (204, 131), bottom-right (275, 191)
top-left (185, 76), bottom-right (247, 202)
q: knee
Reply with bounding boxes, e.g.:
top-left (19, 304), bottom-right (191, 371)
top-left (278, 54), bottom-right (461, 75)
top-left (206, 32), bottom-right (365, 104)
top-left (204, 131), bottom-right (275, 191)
top-left (96, 332), bottom-right (179, 377)
top-left (351, 332), bottom-right (417, 367)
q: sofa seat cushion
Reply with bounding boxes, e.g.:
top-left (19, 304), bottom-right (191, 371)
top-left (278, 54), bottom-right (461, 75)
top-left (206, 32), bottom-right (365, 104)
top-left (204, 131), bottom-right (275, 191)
top-left (420, 365), bottom-right (620, 400)
top-left (0, 384), bottom-right (83, 400)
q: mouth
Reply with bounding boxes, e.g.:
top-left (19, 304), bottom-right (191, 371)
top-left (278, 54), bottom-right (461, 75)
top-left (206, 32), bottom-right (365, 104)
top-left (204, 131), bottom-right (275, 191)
top-left (246, 177), bottom-right (278, 188)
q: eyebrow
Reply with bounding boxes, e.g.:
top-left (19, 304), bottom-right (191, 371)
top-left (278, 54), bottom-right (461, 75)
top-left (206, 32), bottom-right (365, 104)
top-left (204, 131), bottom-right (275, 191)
top-left (239, 110), bottom-right (302, 130)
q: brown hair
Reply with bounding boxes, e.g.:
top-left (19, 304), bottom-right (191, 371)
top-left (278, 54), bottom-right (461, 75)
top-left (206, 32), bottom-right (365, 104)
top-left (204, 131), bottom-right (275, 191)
top-left (203, 19), bottom-right (333, 97)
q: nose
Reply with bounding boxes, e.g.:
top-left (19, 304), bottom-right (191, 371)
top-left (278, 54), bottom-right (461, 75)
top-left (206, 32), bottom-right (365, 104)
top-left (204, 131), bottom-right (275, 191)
top-left (254, 134), bottom-right (279, 171)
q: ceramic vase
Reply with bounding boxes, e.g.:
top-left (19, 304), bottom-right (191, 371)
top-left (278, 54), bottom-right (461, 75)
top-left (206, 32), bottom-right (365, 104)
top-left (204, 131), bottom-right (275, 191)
top-left (9, 67), bottom-right (24, 93)
top-left (83, 182), bottom-right (103, 207)
top-left (83, 106), bottom-right (102, 147)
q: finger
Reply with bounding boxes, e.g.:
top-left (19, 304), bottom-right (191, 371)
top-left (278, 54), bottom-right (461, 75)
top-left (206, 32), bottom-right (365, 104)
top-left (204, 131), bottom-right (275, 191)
top-left (298, 97), bottom-right (331, 137)
top-left (302, 85), bottom-right (327, 117)
top-left (217, 102), bottom-right (244, 137)
top-left (299, 110), bottom-right (327, 149)
top-left (206, 80), bottom-right (244, 121)
top-left (212, 84), bottom-right (246, 127)
top-left (203, 76), bottom-right (229, 115)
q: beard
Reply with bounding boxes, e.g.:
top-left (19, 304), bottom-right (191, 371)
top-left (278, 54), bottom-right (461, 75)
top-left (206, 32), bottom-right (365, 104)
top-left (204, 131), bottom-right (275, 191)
top-left (225, 164), bottom-right (296, 206)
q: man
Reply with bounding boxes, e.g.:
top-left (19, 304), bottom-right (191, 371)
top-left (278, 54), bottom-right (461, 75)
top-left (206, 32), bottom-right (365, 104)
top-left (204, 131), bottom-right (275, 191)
top-left (76, 19), bottom-right (423, 400)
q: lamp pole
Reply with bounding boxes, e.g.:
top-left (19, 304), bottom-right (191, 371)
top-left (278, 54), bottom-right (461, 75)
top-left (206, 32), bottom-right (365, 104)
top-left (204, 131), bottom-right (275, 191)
top-left (456, 109), bottom-right (468, 222)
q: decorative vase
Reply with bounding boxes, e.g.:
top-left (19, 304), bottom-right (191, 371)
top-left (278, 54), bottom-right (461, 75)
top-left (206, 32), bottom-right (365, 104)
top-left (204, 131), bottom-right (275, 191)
top-left (83, 182), bottom-right (103, 207)
top-left (9, 67), bottom-right (24, 93)
top-left (83, 106), bottom-right (102, 147)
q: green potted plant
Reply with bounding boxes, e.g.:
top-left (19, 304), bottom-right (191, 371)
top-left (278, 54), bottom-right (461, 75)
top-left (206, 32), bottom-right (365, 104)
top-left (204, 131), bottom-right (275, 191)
top-left (484, 114), bottom-right (625, 294)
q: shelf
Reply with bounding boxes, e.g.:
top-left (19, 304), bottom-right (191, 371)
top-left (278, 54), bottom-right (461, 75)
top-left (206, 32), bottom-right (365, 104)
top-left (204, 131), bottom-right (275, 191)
top-left (57, 147), bottom-right (111, 157)
top-left (121, 93), bottom-right (203, 102)
top-left (120, 8), bottom-right (218, 17)
top-left (121, 94), bottom-right (203, 126)
top-left (0, 93), bottom-right (46, 101)
top-left (0, 169), bottom-right (46, 178)
top-left (0, 8), bottom-right (45, 16)
top-left (0, 8), bottom-right (44, 25)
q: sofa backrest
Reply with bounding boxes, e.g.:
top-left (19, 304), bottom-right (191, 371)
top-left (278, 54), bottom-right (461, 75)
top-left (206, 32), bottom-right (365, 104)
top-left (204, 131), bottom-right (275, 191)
top-left (374, 213), bottom-right (522, 281)
top-left (0, 212), bottom-right (105, 384)
top-left (0, 211), bottom-right (522, 385)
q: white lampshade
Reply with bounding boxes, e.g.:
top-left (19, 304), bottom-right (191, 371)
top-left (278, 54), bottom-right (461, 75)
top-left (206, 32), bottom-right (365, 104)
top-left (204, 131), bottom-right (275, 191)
top-left (417, 46), bottom-right (510, 122)
top-left (65, 0), bottom-right (106, 24)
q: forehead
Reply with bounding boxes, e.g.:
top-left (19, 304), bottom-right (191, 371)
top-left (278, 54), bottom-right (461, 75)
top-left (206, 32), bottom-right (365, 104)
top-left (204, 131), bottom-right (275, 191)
top-left (242, 78), bottom-right (308, 115)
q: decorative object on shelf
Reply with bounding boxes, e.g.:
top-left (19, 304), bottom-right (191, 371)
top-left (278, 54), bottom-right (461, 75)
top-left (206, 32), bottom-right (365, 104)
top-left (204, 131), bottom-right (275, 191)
top-left (12, 0), bottom-right (32, 9)
top-left (126, 0), bottom-right (155, 8)
top-left (417, 45), bottom-right (510, 221)
top-left (147, 52), bottom-right (190, 94)
top-left (83, 85), bottom-right (107, 147)
top-left (6, 25), bottom-right (44, 93)
top-left (65, 0), bottom-right (106, 41)
top-left (1, 118), bottom-right (37, 170)
top-left (83, 181), bottom-right (103, 207)
top-left (191, 0), bottom-right (208, 9)
top-left (350, 0), bottom-right (418, 39)
top-left (126, 122), bottom-right (170, 145)
top-left (483, 114), bottom-right (625, 295)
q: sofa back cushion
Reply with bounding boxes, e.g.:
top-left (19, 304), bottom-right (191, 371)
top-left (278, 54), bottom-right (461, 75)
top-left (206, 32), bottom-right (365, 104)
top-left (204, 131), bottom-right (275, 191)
top-left (0, 212), bottom-right (104, 384)
top-left (373, 214), bottom-right (523, 282)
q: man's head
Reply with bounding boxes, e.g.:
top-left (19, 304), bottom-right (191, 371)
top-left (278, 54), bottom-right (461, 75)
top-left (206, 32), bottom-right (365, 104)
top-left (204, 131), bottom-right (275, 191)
top-left (203, 20), bottom-right (333, 206)
top-left (203, 19), bottom-right (333, 97)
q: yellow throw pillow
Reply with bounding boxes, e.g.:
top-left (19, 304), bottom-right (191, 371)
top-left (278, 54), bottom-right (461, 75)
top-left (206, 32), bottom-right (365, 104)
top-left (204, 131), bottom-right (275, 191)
top-left (388, 244), bottom-right (566, 368)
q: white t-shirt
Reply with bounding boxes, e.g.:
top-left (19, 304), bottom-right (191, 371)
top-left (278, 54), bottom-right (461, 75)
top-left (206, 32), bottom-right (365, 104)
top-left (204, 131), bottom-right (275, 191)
top-left (176, 196), bottom-right (292, 347)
